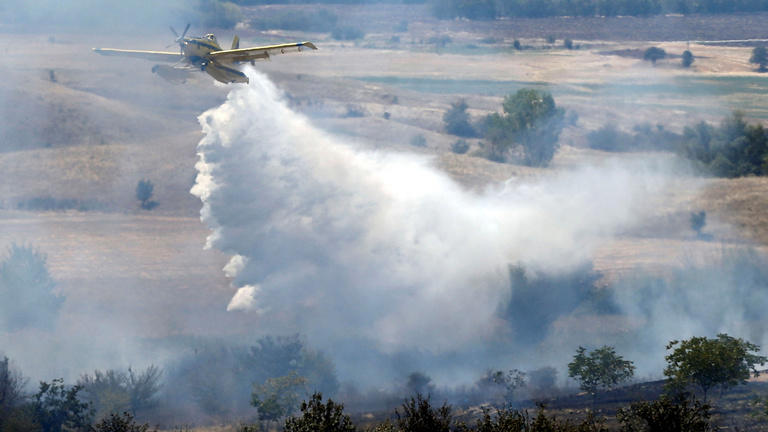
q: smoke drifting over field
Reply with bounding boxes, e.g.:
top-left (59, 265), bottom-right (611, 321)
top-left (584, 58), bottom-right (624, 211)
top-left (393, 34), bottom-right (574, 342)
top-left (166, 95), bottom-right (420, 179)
top-left (191, 69), bottom-right (703, 383)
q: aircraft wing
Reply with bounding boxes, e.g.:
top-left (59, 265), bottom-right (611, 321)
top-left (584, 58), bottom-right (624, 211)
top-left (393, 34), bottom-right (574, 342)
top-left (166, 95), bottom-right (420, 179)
top-left (209, 41), bottom-right (317, 63)
top-left (92, 48), bottom-right (183, 63)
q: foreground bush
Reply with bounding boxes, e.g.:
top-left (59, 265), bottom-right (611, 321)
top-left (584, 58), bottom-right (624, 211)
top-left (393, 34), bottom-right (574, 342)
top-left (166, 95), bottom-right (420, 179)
top-left (284, 392), bottom-right (355, 432)
top-left (617, 396), bottom-right (712, 432)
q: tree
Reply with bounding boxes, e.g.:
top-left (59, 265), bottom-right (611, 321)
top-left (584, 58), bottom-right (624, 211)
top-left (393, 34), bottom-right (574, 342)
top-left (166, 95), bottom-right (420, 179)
top-left (617, 395), bottom-right (712, 432)
top-left (644, 47), bottom-right (667, 65)
top-left (568, 346), bottom-right (635, 404)
top-left (481, 89), bottom-right (565, 166)
top-left (689, 211), bottom-right (706, 238)
top-left (664, 334), bottom-right (767, 401)
top-left (443, 99), bottom-right (476, 137)
top-left (33, 378), bottom-right (93, 432)
top-left (564, 38), bottom-right (574, 50)
top-left (283, 392), bottom-right (356, 432)
top-left (0, 357), bottom-right (26, 429)
top-left (78, 366), bottom-right (162, 419)
top-left (682, 50), bottom-right (695, 68)
top-left (91, 411), bottom-right (153, 432)
top-left (251, 372), bottom-right (307, 423)
top-left (750, 46), bottom-right (768, 72)
top-left (477, 369), bottom-right (527, 407)
top-left (0, 243), bottom-right (63, 331)
top-left (135, 179), bottom-right (157, 210)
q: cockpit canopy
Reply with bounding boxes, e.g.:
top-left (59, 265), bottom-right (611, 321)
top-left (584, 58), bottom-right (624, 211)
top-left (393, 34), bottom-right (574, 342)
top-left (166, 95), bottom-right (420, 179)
top-left (205, 34), bottom-right (217, 42)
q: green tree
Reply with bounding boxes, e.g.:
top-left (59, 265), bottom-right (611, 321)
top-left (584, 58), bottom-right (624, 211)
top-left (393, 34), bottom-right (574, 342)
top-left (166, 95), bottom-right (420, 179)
top-left (682, 50), bottom-right (695, 68)
top-left (750, 46), bottom-right (768, 72)
top-left (251, 372), bottom-right (307, 423)
top-left (0, 244), bottom-right (63, 331)
top-left (664, 334), bottom-right (767, 401)
top-left (482, 89), bottom-right (565, 166)
top-left (443, 99), bottom-right (476, 137)
top-left (568, 346), bottom-right (635, 404)
top-left (283, 392), bottom-right (356, 432)
top-left (477, 369), bottom-right (527, 407)
top-left (617, 395), bottom-right (712, 432)
top-left (644, 46), bottom-right (667, 65)
top-left (33, 378), bottom-right (93, 432)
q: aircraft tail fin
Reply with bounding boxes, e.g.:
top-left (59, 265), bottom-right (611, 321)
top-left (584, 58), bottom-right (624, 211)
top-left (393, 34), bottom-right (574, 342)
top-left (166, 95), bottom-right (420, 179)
top-left (231, 35), bottom-right (240, 50)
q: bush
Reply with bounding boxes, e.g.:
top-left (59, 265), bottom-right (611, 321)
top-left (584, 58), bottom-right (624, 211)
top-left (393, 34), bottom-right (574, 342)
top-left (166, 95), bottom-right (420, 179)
top-left (0, 244), bottom-right (63, 331)
top-left (91, 412), bottom-right (153, 432)
top-left (451, 139), bottom-right (470, 154)
top-left (689, 211), bottom-right (706, 237)
top-left (682, 50), bottom-right (695, 68)
top-left (343, 105), bottom-right (366, 118)
top-left (396, 394), bottom-right (452, 432)
top-left (750, 46), bottom-right (768, 72)
top-left (331, 26), bottom-right (365, 41)
top-left (513, 39), bottom-right (522, 50)
top-left (617, 396), bottom-right (712, 432)
top-left (586, 124), bottom-right (634, 151)
top-left (443, 99), bottom-right (476, 137)
top-left (78, 366), bottom-right (162, 420)
top-left (564, 38), bottom-right (573, 49)
top-left (283, 393), bottom-right (355, 432)
top-left (136, 179), bottom-right (157, 210)
top-left (33, 378), bottom-right (93, 432)
top-left (644, 46), bottom-right (666, 65)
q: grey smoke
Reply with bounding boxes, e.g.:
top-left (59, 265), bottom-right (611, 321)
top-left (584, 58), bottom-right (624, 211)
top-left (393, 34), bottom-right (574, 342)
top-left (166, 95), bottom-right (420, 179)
top-left (191, 69), bottom-right (692, 384)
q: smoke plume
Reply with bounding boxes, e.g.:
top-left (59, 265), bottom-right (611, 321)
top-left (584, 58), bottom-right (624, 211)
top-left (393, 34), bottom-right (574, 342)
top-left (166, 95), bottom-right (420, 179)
top-left (191, 69), bottom-right (691, 383)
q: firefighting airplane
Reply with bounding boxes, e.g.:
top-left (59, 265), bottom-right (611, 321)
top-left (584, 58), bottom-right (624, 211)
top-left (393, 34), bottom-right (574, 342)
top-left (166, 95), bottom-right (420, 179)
top-left (93, 24), bottom-right (317, 84)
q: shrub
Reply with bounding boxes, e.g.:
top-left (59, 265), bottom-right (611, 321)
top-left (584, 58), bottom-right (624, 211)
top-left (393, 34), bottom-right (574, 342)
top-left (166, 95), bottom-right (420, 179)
top-left (750, 46), bottom-right (768, 72)
top-left (451, 139), bottom-right (470, 154)
top-left (252, 372), bottom-right (308, 422)
top-left (689, 211), bottom-right (706, 237)
top-left (644, 46), bottom-right (666, 65)
top-left (0, 244), bottom-right (63, 331)
top-left (586, 124), bottom-right (634, 151)
top-left (283, 393), bottom-right (355, 432)
top-left (395, 394), bottom-right (452, 432)
top-left (136, 179), bottom-right (157, 210)
top-left (91, 412), bottom-right (153, 432)
top-left (343, 105), bottom-right (366, 118)
top-left (564, 38), bottom-right (573, 49)
top-left (443, 99), bottom-right (476, 137)
top-left (682, 50), bottom-right (695, 68)
top-left (251, 9), bottom-right (337, 32)
top-left (78, 366), bottom-right (162, 419)
top-left (617, 396), bottom-right (712, 432)
top-left (33, 378), bottom-right (93, 432)
top-left (513, 39), bottom-right (522, 50)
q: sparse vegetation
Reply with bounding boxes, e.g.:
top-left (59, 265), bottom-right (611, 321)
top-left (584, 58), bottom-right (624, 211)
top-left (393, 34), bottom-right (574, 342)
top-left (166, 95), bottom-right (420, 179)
top-left (689, 211), bottom-right (706, 238)
top-left (252, 372), bottom-right (308, 423)
top-left (250, 9), bottom-right (337, 32)
top-left (78, 366), bottom-right (162, 420)
top-left (91, 412), bottom-right (154, 432)
top-left (196, 0), bottom-right (243, 29)
top-left (568, 346), bottom-right (636, 403)
top-left (664, 334), bottom-right (767, 401)
top-left (33, 378), bottom-right (93, 432)
top-left (564, 38), bottom-right (573, 50)
top-left (0, 357), bottom-right (26, 430)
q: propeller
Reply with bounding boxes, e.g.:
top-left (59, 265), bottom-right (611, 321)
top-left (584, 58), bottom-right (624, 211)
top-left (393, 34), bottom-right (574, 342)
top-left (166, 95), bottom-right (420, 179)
top-left (167, 23), bottom-right (191, 54)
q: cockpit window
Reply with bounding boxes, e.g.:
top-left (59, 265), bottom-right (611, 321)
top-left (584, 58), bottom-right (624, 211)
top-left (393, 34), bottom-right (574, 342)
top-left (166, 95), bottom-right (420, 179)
top-left (206, 34), bottom-right (216, 41)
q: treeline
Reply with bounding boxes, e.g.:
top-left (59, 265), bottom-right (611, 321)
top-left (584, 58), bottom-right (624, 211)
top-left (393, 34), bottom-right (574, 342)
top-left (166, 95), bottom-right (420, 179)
top-left (585, 111), bottom-right (768, 178)
top-left (433, 0), bottom-right (768, 20)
